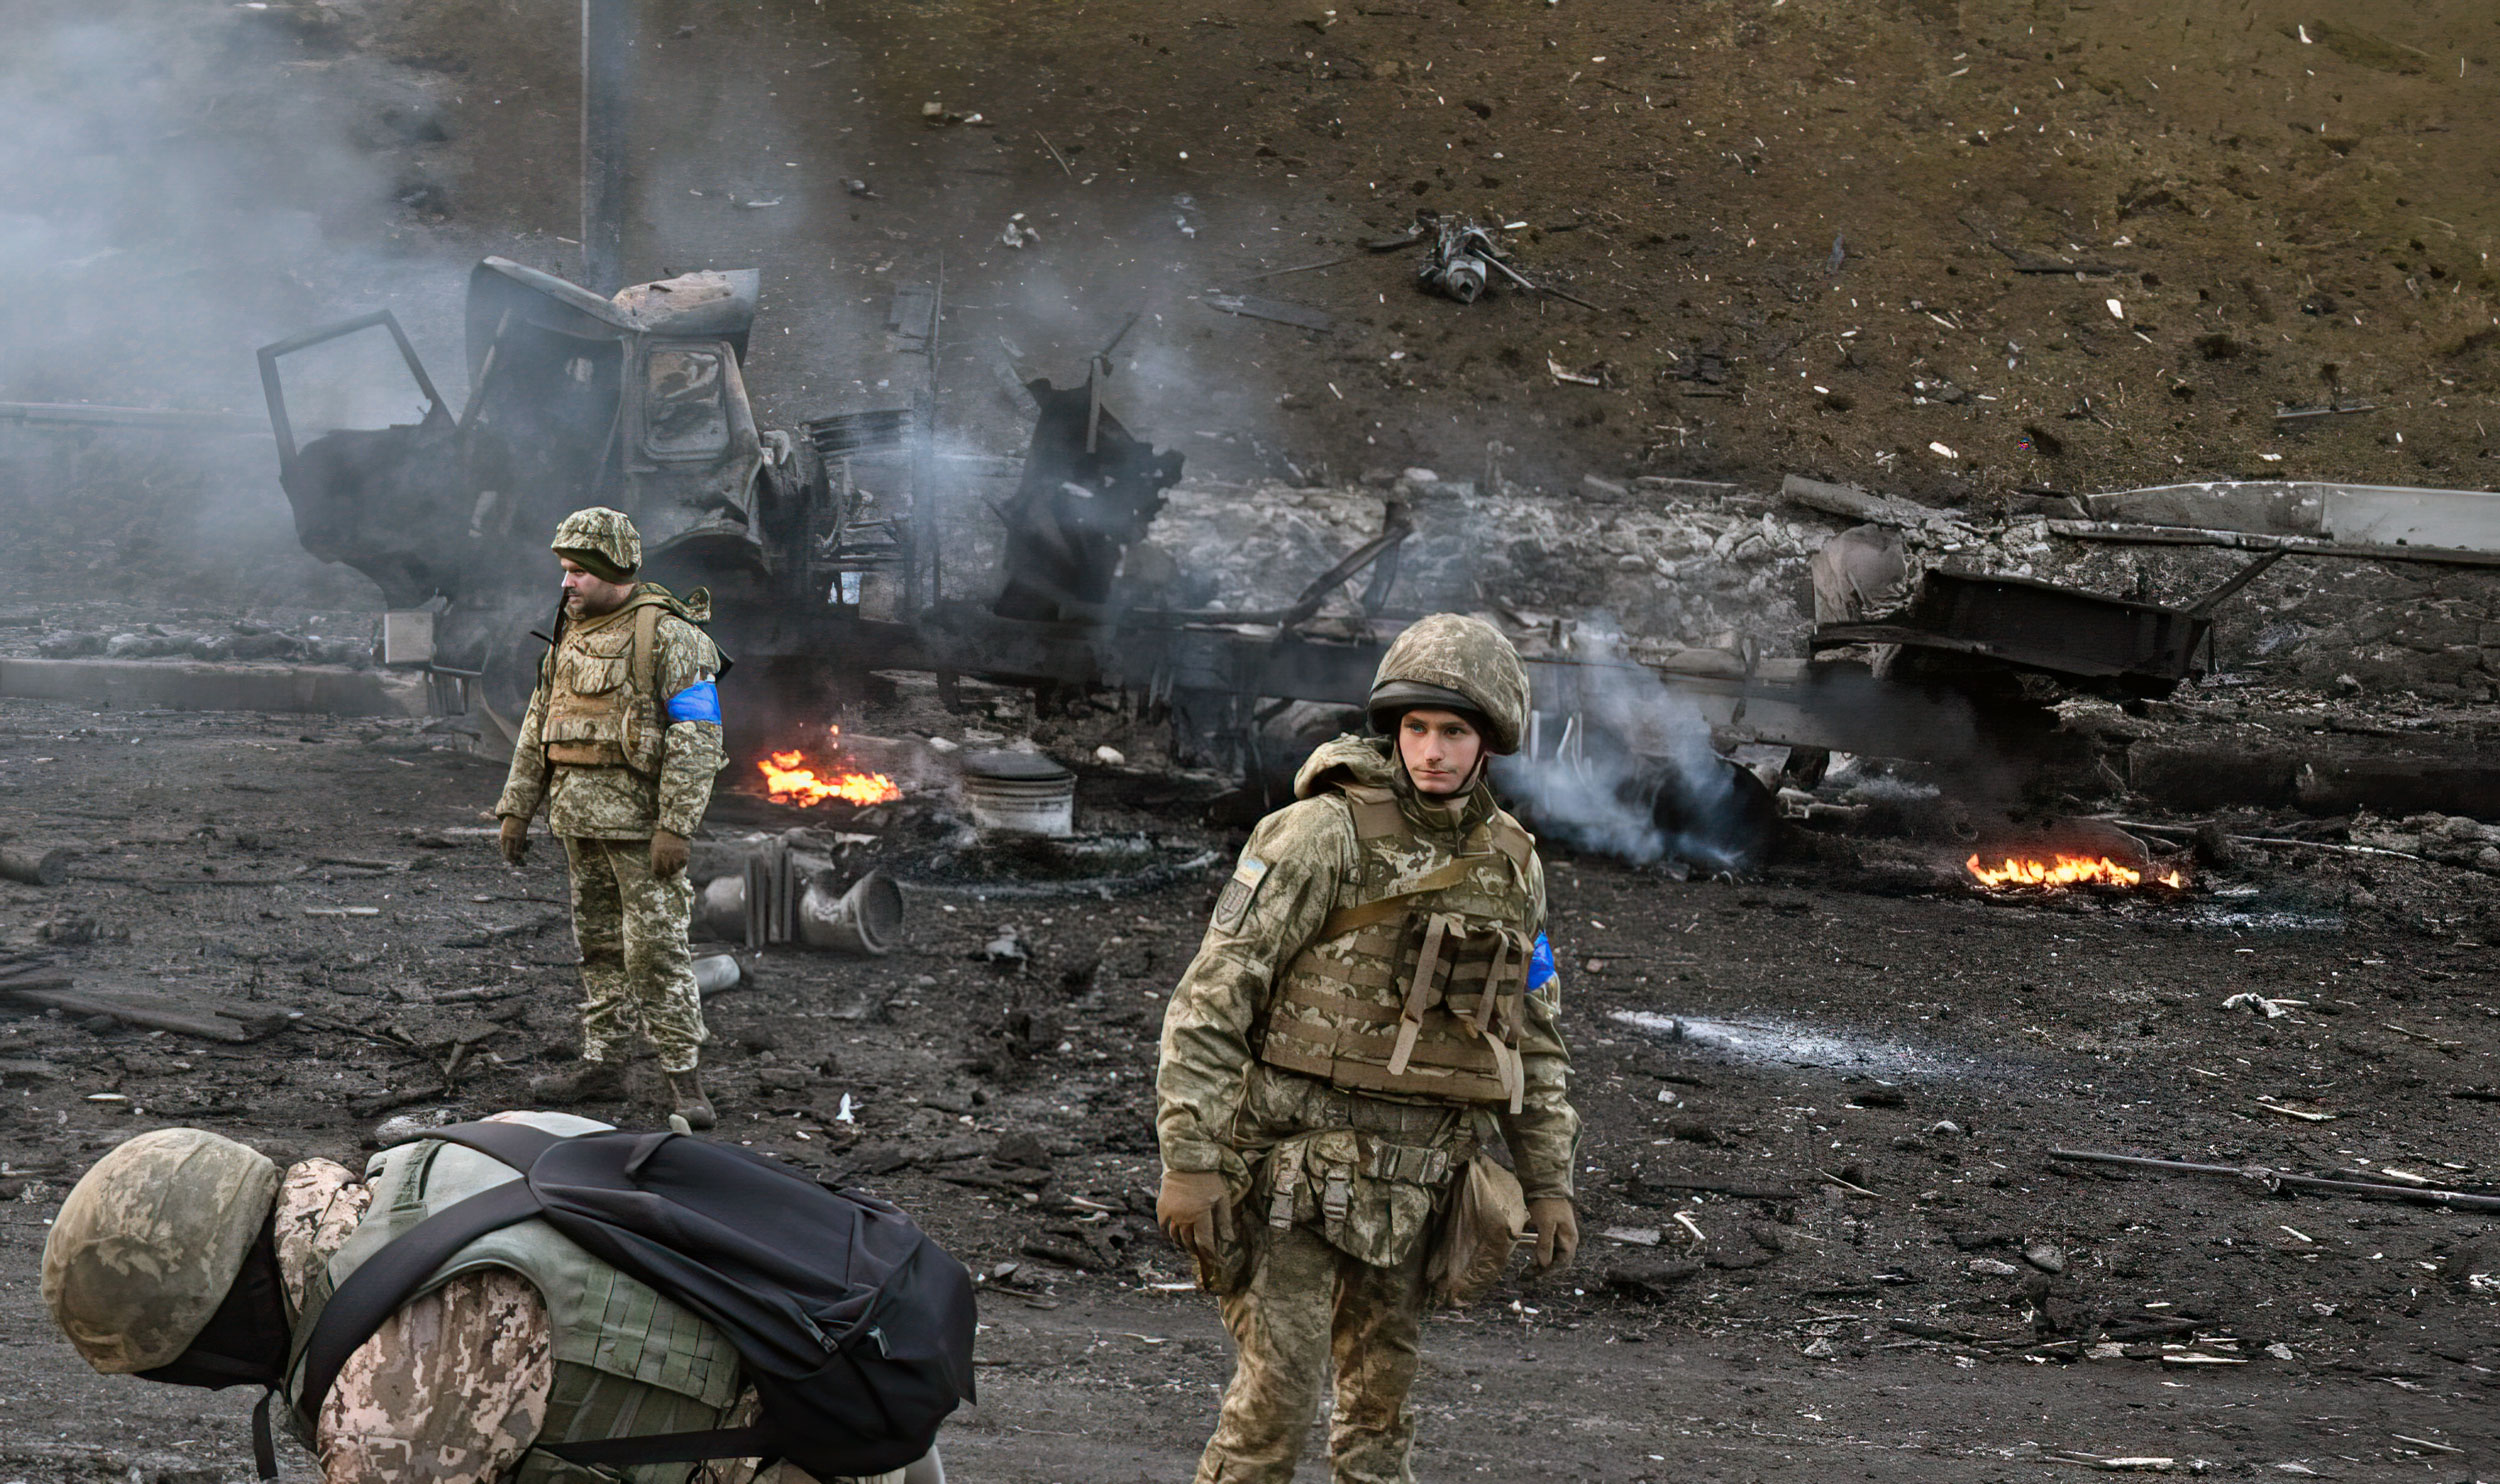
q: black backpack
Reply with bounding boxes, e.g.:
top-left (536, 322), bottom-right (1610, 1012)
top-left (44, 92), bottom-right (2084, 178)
top-left (293, 1120), bottom-right (977, 1478)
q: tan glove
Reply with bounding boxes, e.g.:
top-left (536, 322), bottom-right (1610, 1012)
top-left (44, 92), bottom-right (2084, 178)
top-left (650, 829), bottom-right (690, 878)
top-left (1156, 1169), bottom-right (1233, 1259)
top-left (498, 814), bottom-right (530, 866)
top-left (1527, 1197), bottom-right (1579, 1272)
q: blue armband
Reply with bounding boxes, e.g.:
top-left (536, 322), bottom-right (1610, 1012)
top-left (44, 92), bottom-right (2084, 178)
top-left (664, 680), bottom-right (721, 724)
top-left (1527, 931), bottom-right (1556, 990)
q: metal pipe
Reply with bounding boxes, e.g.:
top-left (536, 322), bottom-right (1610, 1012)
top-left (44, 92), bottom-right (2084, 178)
top-left (580, 0), bottom-right (633, 295)
top-left (2047, 1147), bottom-right (2500, 1213)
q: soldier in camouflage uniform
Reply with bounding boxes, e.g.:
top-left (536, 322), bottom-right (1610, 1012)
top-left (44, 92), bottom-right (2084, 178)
top-left (496, 508), bottom-right (728, 1130)
top-left (41, 1121), bottom-right (934, 1484)
top-left (1156, 613), bottom-right (1582, 1484)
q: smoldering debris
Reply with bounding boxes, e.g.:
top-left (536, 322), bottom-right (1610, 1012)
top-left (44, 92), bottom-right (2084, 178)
top-left (1495, 622), bottom-right (1775, 874)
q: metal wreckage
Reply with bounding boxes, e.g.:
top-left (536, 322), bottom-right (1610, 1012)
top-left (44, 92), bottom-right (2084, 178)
top-left (256, 258), bottom-right (2288, 866)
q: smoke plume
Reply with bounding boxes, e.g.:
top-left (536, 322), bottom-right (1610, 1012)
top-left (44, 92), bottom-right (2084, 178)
top-left (1494, 618), bottom-right (1765, 874)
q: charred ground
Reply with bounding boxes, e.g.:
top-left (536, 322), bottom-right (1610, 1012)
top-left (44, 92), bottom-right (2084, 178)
top-left (5, 687), bottom-right (2500, 1481)
top-left (6, 1), bottom-right (2500, 1481)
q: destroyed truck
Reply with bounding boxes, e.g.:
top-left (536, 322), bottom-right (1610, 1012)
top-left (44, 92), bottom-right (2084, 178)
top-left (259, 258), bottom-right (838, 733)
top-left (259, 258), bottom-right (1989, 873)
top-left (259, 257), bottom-right (1188, 751)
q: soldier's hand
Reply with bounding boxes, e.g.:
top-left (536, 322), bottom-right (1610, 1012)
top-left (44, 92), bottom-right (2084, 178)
top-left (1156, 1169), bottom-right (1233, 1259)
top-left (498, 815), bottom-right (530, 866)
top-left (649, 830), bottom-right (690, 878)
top-left (1527, 1197), bottom-right (1579, 1272)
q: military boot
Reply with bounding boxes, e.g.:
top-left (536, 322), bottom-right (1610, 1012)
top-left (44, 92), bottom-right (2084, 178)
top-left (528, 1057), bottom-right (627, 1106)
top-left (665, 1069), bottom-right (716, 1131)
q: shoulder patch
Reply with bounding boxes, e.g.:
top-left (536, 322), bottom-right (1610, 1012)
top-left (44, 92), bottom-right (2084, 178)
top-left (1526, 931), bottom-right (1557, 991)
top-left (1212, 855), bottom-right (1270, 932)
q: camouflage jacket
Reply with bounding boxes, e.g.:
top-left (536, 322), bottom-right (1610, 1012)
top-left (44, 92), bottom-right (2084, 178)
top-left (1156, 736), bottom-right (1579, 1201)
top-left (494, 583), bottom-right (727, 841)
top-left (274, 1130), bottom-right (903, 1484)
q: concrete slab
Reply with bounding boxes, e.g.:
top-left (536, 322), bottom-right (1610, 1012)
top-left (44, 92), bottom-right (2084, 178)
top-left (0, 658), bottom-right (432, 717)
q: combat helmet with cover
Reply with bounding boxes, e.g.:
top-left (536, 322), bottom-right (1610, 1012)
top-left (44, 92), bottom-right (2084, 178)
top-left (1365, 612), bottom-right (1529, 755)
top-left (42, 1128), bottom-right (282, 1375)
top-left (550, 506), bottom-right (643, 583)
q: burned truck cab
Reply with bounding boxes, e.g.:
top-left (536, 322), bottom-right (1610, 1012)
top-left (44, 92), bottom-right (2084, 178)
top-left (261, 258), bottom-right (816, 724)
top-left (473, 261), bottom-right (776, 575)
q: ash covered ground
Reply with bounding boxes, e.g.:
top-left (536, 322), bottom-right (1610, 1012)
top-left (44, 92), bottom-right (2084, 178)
top-left (7, 1), bottom-right (2500, 1481)
top-left (7, 694), bottom-right (2500, 1482)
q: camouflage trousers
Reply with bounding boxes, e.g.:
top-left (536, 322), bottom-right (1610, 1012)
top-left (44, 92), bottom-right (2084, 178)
top-left (561, 836), bottom-right (706, 1072)
top-left (1196, 1220), bottom-right (1433, 1484)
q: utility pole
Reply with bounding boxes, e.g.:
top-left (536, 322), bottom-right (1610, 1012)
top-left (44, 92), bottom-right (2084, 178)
top-left (580, 0), bottom-right (633, 295)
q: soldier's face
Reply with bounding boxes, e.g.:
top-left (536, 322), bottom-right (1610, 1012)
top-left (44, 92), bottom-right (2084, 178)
top-left (559, 557), bottom-right (634, 618)
top-left (1397, 709), bottom-right (1483, 795)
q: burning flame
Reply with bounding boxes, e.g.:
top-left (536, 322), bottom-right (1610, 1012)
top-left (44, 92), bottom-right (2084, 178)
top-left (756, 727), bottom-right (902, 807)
top-left (1966, 853), bottom-right (2187, 891)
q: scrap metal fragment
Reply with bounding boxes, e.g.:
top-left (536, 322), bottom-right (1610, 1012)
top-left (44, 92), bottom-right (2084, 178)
top-left (1200, 291), bottom-right (1335, 333)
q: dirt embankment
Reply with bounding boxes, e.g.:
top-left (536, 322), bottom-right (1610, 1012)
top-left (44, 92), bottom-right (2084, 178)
top-left (14, 1), bottom-right (2500, 616)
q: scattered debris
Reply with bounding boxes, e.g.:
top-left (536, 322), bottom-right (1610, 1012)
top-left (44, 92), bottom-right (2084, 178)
top-left (693, 954), bottom-right (744, 997)
top-left (982, 928), bottom-right (1031, 968)
top-left (0, 973), bottom-right (296, 1043)
top-left (1200, 290), bottom-right (1335, 333)
top-left (0, 845), bottom-right (70, 887)
top-left (2046, 1453), bottom-right (2182, 1472)
top-left (1813, 553), bottom-right (2284, 695)
top-left (1419, 217), bottom-right (1504, 304)
top-left (2078, 479), bottom-right (2500, 560)
top-left (2048, 1148), bottom-right (2500, 1213)
top-left (1414, 215), bottom-right (1605, 310)
top-left (2273, 401), bottom-right (2378, 422)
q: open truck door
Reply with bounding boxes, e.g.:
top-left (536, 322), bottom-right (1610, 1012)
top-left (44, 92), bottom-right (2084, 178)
top-left (258, 309), bottom-right (467, 609)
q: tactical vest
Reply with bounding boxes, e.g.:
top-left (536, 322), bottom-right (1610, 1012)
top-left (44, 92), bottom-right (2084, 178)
top-left (539, 601), bottom-right (675, 778)
top-left (282, 1113), bottom-right (742, 1484)
top-left (1256, 784), bottom-right (1539, 1113)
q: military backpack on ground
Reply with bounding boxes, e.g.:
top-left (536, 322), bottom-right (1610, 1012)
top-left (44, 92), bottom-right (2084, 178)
top-left (293, 1120), bottom-right (977, 1478)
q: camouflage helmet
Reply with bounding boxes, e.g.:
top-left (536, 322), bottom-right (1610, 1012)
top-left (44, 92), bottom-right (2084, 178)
top-left (551, 506), bottom-right (642, 582)
top-left (41, 1128), bottom-right (280, 1375)
top-left (1367, 613), bottom-right (1530, 754)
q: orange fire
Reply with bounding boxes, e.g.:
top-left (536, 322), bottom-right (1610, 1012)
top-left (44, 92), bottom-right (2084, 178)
top-left (1966, 853), bottom-right (2187, 891)
top-left (756, 727), bottom-right (902, 807)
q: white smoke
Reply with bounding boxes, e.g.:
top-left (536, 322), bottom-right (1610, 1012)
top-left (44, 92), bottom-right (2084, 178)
top-left (1494, 618), bottom-right (1758, 873)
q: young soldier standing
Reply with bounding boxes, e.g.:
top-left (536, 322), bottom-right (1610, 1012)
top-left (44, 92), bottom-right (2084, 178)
top-left (495, 507), bottom-right (727, 1129)
top-left (1156, 613), bottom-right (1581, 1484)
